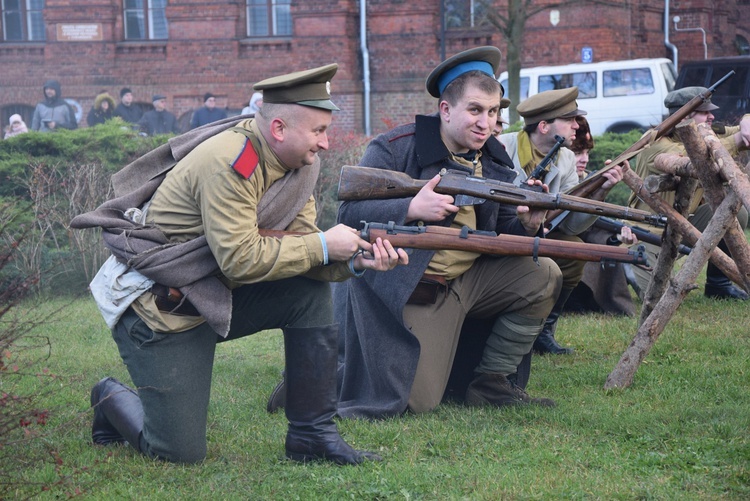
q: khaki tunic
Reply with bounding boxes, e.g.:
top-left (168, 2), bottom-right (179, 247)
top-left (134, 119), bottom-right (352, 333)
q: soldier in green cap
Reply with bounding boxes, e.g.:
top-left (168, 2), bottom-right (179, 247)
top-left (80, 63), bottom-right (408, 465)
top-left (497, 87), bottom-right (632, 355)
top-left (627, 86), bottom-right (750, 300)
top-left (328, 46), bottom-right (562, 418)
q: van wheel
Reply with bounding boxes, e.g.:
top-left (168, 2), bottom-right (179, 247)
top-left (606, 123), bottom-right (644, 134)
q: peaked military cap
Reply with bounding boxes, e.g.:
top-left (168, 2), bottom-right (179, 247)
top-left (664, 86), bottom-right (719, 115)
top-left (425, 46), bottom-right (503, 98)
top-left (254, 64), bottom-right (339, 111)
top-left (517, 87), bottom-right (587, 124)
top-left (500, 97), bottom-right (511, 109)
top-left (152, 94), bottom-right (166, 103)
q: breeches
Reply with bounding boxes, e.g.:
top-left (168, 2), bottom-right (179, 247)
top-left (402, 255), bottom-right (561, 413)
top-left (111, 276), bottom-right (332, 463)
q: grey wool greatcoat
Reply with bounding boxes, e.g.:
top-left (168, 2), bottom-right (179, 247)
top-left (334, 114), bottom-right (539, 419)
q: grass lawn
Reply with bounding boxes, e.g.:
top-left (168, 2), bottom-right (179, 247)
top-left (2, 286), bottom-right (749, 499)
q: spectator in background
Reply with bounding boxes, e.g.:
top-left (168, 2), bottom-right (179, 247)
top-left (241, 91), bottom-right (263, 115)
top-left (138, 94), bottom-right (180, 136)
top-left (31, 79), bottom-right (78, 132)
top-left (114, 88), bottom-right (143, 125)
top-left (190, 92), bottom-right (227, 129)
top-left (87, 92), bottom-right (116, 127)
top-left (4, 114), bottom-right (29, 139)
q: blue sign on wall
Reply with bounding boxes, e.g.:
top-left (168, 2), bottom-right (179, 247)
top-left (581, 46), bottom-right (593, 63)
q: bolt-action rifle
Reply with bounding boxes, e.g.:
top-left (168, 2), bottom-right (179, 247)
top-left (560, 70), bottom-right (736, 202)
top-left (260, 221), bottom-right (650, 266)
top-left (337, 165), bottom-right (663, 225)
top-left (529, 134), bottom-right (565, 181)
top-left (593, 216), bottom-right (692, 256)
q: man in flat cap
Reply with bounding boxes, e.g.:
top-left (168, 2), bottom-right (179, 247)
top-left (330, 46), bottom-right (561, 418)
top-left (627, 86), bottom-right (750, 300)
top-left (138, 93), bottom-right (180, 136)
top-left (76, 64), bottom-right (407, 465)
top-left (497, 87), bottom-right (630, 355)
top-left (190, 92), bottom-right (227, 129)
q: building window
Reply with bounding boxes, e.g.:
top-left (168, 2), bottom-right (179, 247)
top-left (2, 0), bottom-right (45, 41)
top-left (124, 0), bottom-right (168, 40)
top-left (247, 0), bottom-right (291, 37)
top-left (444, 0), bottom-right (489, 29)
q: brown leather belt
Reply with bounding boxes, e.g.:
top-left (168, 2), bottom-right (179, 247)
top-left (150, 284), bottom-right (200, 316)
top-left (407, 273), bottom-right (448, 305)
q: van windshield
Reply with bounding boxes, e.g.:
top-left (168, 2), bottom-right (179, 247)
top-left (538, 72), bottom-right (596, 98)
top-left (603, 67), bottom-right (655, 97)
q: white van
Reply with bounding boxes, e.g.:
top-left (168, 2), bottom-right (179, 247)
top-left (498, 58), bottom-right (677, 135)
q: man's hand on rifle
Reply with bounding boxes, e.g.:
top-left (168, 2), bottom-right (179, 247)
top-left (353, 237), bottom-right (409, 272)
top-left (406, 174), bottom-right (459, 223)
top-left (322, 224), bottom-right (408, 272)
top-left (517, 178), bottom-right (549, 235)
top-left (590, 159), bottom-right (630, 201)
top-left (616, 225), bottom-right (638, 245)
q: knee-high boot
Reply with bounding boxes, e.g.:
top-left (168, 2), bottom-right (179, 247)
top-left (704, 240), bottom-right (749, 300)
top-left (532, 287), bottom-right (574, 355)
top-left (283, 324), bottom-right (380, 465)
top-left (90, 377), bottom-right (144, 452)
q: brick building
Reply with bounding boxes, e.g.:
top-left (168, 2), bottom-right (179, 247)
top-left (1, 0), bottom-right (748, 136)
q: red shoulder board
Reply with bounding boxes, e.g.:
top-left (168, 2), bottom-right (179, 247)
top-left (231, 139), bottom-right (259, 179)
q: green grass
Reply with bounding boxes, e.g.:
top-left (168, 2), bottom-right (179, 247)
top-left (3, 290), bottom-right (749, 500)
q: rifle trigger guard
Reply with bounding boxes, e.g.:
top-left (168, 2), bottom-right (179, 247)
top-left (532, 236), bottom-right (540, 265)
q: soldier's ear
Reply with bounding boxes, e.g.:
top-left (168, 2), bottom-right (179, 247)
top-left (270, 117), bottom-right (286, 141)
top-left (439, 100), bottom-right (451, 121)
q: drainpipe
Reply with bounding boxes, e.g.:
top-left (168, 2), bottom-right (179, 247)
top-left (664, 0), bottom-right (678, 73)
top-left (360, 0), bottom-right (371, 136)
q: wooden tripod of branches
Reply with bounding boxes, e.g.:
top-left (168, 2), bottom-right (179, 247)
top-left (604, 121), bottom-right (750, 389)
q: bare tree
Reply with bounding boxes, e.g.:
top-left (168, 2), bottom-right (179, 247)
top-left (482, 0), bottom-right (621, 124)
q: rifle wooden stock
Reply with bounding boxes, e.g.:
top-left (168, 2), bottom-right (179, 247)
top-left (259, 223), bottom-right (649, 265)
top-left (338, 165), bottom-right (660, 224)
top-left (360, 222), bottom-right (649, 265)
top-left (564, 70), bottom-right (736, 201)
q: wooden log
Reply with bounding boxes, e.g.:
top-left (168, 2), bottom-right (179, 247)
top-left (652, 153), bottom-right (694, 177)
top-left (695, 126), bottom-right (750, 290)
top-left (638, 175), bottom-right (697, 324)
top-left (643, 174), bottom-right (681, 194)
top-left (605, 194), bottom-right (740, 389)
top-left (621, 168), bottom-right (743, 285)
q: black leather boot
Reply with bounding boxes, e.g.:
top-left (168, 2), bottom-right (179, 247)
top-left (266, 371), bottom-right (285, 413)
top-left (533, 287), bottom-right (574, 355)
top-left (90, 377), bottom-right (144, 451)
top-left (283, 324), bottom-right (381, 465)
top-left (704, 242), bottom-right (748, 300)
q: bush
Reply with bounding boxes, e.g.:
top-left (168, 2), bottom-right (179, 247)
top-left (316, 131), bottom-right (370, 230)
top-left (0, 120), bottom-right (164, 198)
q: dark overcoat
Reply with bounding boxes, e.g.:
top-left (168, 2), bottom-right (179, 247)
top-left (335, 114), bottom-right (538, 419)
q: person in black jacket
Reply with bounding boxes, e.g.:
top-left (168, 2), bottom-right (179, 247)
top-left (138, 94), bottom-right (180, 136)
top-left (87, 92), bottom-right (116, 127)
top-left (114, 87), bottom-right (143, 125)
